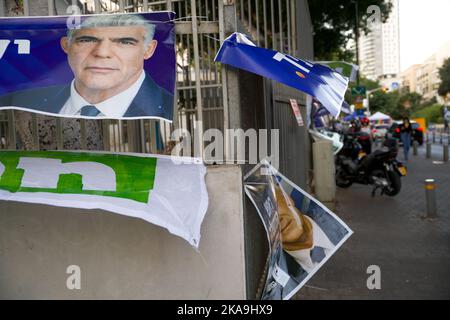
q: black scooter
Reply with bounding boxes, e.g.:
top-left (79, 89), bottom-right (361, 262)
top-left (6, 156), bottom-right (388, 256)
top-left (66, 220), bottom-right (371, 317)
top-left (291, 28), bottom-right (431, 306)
top-left (335, 134), bottom-right (407, 196)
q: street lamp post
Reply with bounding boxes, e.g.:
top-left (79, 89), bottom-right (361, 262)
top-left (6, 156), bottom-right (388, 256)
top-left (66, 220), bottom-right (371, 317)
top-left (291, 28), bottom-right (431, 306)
top-left (353, 0), bottom-right (360, 86)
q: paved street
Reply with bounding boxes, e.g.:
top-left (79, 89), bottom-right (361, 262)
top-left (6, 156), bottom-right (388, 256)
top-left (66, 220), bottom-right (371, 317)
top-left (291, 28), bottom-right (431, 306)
top-left (294, 145), bottom-right (450, 299)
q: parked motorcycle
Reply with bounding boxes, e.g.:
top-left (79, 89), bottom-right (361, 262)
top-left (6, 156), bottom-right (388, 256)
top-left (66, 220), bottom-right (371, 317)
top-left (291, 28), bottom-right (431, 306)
top-left (335, 133), bottom-right (407, 196)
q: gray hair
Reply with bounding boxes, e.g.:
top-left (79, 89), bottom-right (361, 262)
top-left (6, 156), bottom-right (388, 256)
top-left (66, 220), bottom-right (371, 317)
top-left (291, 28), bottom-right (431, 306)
top-left (67, 14), bottom-right (156, 46)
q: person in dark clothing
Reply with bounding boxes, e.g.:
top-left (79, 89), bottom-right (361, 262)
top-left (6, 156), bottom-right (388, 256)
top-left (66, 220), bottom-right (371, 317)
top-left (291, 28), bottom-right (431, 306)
top-left (400, 117), bottom-right (413, 161)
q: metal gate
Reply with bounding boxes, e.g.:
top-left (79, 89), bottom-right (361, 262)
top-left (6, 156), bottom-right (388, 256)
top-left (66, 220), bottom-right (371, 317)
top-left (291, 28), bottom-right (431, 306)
top-left (0, 1), bottom-right (305, 168)
top-left (0, 0), bottom-right (229, 155)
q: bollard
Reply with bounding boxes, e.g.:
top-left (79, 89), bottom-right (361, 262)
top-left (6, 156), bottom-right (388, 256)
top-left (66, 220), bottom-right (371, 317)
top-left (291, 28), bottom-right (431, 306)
top-left (426, 143), bottom-right (431, 159)
top-left (413, 141), bottom-right (418, 156)
top-left (444, 144), bottom-right (449, 162)
top-left (424, 179), bottom-right (437, 218)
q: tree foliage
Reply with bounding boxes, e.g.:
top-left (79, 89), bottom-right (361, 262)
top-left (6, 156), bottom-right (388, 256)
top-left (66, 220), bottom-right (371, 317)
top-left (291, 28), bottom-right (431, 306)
top-left (438, 57), bottom-right (450, 99)
top-left (308, 0), bottom-right (393, 61)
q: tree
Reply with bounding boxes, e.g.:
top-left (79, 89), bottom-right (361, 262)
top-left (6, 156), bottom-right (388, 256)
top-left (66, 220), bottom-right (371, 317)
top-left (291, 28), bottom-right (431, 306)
top-left (308, 0), bottom-right (393, 61)
top-left (438, 57), bottom-right (450, 101)
top-left (398, 92), bottom-right (423, 113)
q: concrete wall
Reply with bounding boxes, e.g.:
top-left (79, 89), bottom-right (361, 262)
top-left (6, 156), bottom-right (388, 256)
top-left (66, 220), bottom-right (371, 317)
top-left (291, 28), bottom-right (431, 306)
top-left (0, 165), bottom-right (246, 299)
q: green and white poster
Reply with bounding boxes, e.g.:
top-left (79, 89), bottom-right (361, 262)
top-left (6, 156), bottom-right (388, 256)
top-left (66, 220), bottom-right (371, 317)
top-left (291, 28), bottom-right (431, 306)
top-left (0, 151), bottom-right (208, 247)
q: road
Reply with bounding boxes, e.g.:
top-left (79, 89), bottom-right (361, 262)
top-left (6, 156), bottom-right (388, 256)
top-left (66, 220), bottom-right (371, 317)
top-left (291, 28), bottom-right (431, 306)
top-left (294, 148), bottom-right (450, 299)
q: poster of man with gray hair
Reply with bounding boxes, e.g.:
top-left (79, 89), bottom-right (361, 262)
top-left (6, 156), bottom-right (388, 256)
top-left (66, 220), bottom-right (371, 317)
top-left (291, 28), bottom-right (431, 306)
top-left (0, 12), bottom-right (175, 120)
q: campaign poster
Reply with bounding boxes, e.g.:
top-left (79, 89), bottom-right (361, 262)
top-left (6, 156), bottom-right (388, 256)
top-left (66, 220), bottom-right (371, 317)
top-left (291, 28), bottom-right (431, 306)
top-left (0, 12), bottom-right (175, 121)
top-left (244, 161), bottom-right (353, 300)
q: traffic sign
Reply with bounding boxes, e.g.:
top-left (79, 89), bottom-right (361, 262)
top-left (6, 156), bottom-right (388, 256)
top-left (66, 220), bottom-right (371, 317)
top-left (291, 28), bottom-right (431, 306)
top-left (351, 86), bottom-right (366, 96)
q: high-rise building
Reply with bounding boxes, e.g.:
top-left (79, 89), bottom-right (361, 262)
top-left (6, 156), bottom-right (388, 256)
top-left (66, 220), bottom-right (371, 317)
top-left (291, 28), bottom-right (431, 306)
top-left (359, 0), bottom-right (400, 86)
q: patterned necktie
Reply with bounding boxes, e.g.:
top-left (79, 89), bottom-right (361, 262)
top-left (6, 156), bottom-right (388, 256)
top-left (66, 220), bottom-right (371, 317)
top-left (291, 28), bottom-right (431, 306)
top-left (80, 105), bottom-right (101, 116)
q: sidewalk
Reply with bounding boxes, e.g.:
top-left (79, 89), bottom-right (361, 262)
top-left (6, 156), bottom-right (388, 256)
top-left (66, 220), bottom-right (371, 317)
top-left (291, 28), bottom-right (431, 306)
top-left (294, 146), bottom-right (450, 299)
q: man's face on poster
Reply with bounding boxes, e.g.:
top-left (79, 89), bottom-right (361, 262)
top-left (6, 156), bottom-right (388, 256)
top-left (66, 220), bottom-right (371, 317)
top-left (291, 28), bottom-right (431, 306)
top-left (60, 25), bottom-right (157, 100)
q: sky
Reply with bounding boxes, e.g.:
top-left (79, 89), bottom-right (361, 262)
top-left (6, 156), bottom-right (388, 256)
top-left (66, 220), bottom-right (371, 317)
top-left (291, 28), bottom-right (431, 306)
top-left (399, 0), bottom-right (450, 72)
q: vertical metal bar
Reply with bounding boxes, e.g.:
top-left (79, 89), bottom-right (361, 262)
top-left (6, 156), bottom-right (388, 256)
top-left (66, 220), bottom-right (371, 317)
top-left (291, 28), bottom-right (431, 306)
top-left (263, 0), bottom-right (267, 48)
top-left (248, 0), bottom-right (252, 34)
top-left (25, 0), bottom-right (38, 150)
top-left (119, 0), bottom-right (125, 12)
top-left (270, 0), bottom-right (275, 50)
top-left (140, 119), bottom-right (146, 152)
top-left (166, 0), bottom-right (172, 11)
top-left (56, 119), bottom-right (64, 150)
top-left (102, 120), bottom-right (110, 151)
top-left (191, 0), bottom-right (204, 158)
top-left (94, 0), bottom-right (101, 13)
top-left (48, 0), bottom-right (55, 15)
top-left (119, 120), bottom-right (125, 152)
top-left (143, 0), bottom-right (149, 11)
top-left (256, 0), bottom-right (260, 46)
top-left (0, 0), bottom-right (5, 16)
top-left (219, 0), bottom-right (229, 160)
top-left (112, 121), bottom-right (118, 152)
top-left (149, 121), bottom-right (157, 153)
top-left (240, 0), bottom-right (244, 22)
top-left (286, 0), bottom-right (291, 54)
top-left (23, 0), bottom-right (30, 15)
top-left (290, 0), bottom-right (296, 55)
top-left (198, 1), bottom-right (205, 86)
top-left (278, 0), bottom-right (283, 52)
top-left (7, 111), bottom-right (17, 150)
top-left (127, 121), bottom-right (136, 152)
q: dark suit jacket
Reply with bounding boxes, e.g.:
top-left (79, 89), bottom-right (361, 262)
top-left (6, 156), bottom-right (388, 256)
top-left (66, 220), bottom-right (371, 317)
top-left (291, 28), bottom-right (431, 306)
top-left (0, 73), bottom-right (173, 119)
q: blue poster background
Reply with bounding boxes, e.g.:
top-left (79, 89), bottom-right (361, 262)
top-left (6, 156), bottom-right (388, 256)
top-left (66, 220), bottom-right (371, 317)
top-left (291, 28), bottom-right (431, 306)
top-left (0, 12), bottom-right (175, 120)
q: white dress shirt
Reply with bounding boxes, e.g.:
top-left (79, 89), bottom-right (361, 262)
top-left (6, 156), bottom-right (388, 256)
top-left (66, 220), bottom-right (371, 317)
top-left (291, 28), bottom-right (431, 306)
top-left (60, 71), bottom-right (146, 118)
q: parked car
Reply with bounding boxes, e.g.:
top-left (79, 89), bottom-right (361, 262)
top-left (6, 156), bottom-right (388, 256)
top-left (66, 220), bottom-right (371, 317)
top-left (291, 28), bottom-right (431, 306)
top-left (388, 120), bottom-right (424, 145)
top-left (371, 124), bottom-right (390, 140)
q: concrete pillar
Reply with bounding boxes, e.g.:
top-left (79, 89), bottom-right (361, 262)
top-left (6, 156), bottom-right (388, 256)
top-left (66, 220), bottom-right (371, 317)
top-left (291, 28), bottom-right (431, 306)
top-left (312, 140), bottom-right (336, 210)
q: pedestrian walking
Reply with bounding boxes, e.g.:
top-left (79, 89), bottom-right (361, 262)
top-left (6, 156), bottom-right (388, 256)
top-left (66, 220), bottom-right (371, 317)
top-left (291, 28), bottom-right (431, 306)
top-left (400, 117), bottom-right (413, 161)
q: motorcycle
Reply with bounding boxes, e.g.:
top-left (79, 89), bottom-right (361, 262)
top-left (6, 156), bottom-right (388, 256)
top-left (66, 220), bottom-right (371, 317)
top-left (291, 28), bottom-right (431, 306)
top-left (335, 133), bottom-right (407, 197)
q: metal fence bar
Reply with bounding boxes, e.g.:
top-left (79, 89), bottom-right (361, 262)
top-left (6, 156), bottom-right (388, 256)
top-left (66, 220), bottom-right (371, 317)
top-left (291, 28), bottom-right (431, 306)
top-left (270, 0), bottom-right (275, 51)
top-left (0, 0), bottom-right (5, 16)
top-left (23, 0), bottom-right (30, 15)
top-left (263, 0), bottom-right (267, 48)
top-left (248, 0), bottom-right (251, 34)
top-left (191, 0), bottom-right (204, 158)
top-left (94, 0), bottom-right (102, 14)
top-left (218, 0), bottom-right (229, 160)
top-left (22, 1), bottom-right (40, 150)
top-left (278, 0), bottom-right (282, 52)
top-left (286, 0), bottom-right (291, 54)
top-left (48, 0), bottom-right (55, 15)
top-left (7, 111), bottom-right (17, 150)
top-left (290, 0), bottom-right (296, 55)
